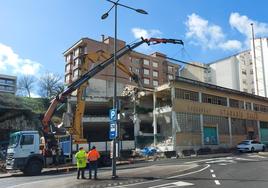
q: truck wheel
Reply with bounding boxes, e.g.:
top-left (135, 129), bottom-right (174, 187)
top-left (23, 160), bottom-right (43, 176)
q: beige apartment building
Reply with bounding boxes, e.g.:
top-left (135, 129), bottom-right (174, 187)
top-left (63, 36), bottom-right (179, 91)
top-left (63, 36), bottom-right (180, 151)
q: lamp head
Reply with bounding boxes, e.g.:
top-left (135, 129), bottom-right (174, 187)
top-left (136, 9), bottom-right (148, 14)
top-left (101, 12), bottom-right (109, 19)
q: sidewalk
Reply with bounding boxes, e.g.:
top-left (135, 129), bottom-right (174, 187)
top-left (0, 159), bottom-right (139, 179)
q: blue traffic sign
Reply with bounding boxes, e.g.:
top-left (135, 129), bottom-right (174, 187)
top-left (109, 109), bottom-right (117, 121)
top-left (109, 122), bottom-right (117, 139)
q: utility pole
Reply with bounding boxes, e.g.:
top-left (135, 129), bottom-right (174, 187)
top-left (251, 23), bottom-right (259, 95)
top-left (101, 0), bottom-right (148, 179)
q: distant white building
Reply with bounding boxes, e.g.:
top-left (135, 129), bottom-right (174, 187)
top-left (0, 74), bottom-right (17, 95)
top-left (207, 50), bottom-right (254, 94)
top-left (251, 37), bottom-right (268, 97)
top-left (180, 62), bottom-right (207, 82)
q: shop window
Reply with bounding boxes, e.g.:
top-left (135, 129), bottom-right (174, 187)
top-left (202, 93), bottom-right (227, 106)
top-left (175, 88), bottom-right (199, 101)
top-left (229, 99), bottom-right (244, 109)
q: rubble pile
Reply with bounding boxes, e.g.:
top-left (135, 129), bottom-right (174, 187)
top-left (0, 161), bottom-right (6, 173)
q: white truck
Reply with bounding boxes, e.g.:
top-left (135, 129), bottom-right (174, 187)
top-left (6, 131), bottom-right (44, 175)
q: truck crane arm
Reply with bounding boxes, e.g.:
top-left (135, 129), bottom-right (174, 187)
top-left (41, 37), bottom-right (184, 136)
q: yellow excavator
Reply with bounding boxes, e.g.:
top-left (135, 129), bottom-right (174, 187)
top-left (69, 50), bottom-right (142, 144)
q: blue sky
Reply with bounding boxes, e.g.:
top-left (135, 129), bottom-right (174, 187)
top-left (1, 0), bottom-right (268, 78)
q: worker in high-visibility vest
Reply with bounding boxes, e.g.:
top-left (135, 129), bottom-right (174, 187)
top-left (75, 147), bottom-right (87, 179)
top-left (87, 146), bottom-right (100, 179)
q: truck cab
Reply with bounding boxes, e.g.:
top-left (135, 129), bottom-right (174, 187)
top-left (6, 131), bottom-right (44, 175)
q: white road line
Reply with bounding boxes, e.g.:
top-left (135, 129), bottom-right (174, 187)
top-left (148, 181), bottom-right (194, 188)
top-left (235, 157), bottom-right (257, 161)
top-left (215, 180), bottom-right (220, 185)
top-left (210, 169), bottom-right (214, 173)
top-left (212, 174), bottom-right (216, 178)
top-left (110, 164), bottom-right (210, 188)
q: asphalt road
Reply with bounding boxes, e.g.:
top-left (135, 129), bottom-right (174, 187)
top-left (1, 153), bottom-right (268, 188)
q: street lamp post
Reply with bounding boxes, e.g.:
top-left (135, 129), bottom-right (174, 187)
top-left (101, 0), bottom-right (148, 179)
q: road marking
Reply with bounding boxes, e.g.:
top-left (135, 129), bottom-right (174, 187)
top-left (248, 154), bottom-right (266, 158)
top-left (148, 181), bottom-right (194, 188)
top-left (212, 174), bottom-right (216, 178)
top-left (205, 159), bottom-right (235, 164)
top-left (110, 165), bottom-right (210, 188)
top-left (210, 169), bottom-right (214, 173)
top-left (234, 157), bottom-right (257, 161)
top-left (218, 163), bottom-right (227, 165)
top-left (215, 180), bottom-right (220, 185)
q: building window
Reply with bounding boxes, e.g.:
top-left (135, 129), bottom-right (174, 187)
top-left (143, 59), bottom-right (150, 66)
top-left (65, 75), bottom-right (71, 82)
top-left (168, 66), bottom-right (173, 72)
top-left (143, 68), bottom-right (150, 75)
top-left (246, 102), bottom-right (252, 110)
top-left (253, 103), bottom-right (260, 111)
top-left (65, 64), bottom-right (71, 72)
top-left (250, 69), bottom-right (253, 74)
top-left (242, 79), bottom-right (247, 84)
top-left (202, 93), bottom-right (227, 106)
top-left (136, 68), bottom-right (140, 73)
top-left (74, 48), bottom-right (81, 58)
top-left (0, 79), bottom-right (5, 84)
top-left (153, 71), bottom-right (158, 77)
top-left (175, 88), bottom-right (199, 101)
top-left (229, 99), bottom-right (244, 109)
top-left (66, 54), bottom-right (72, 62)
top-left (152, 61), bottom-right (158, 68)
top-left (132, 58), bottom-right (140, 64)
top-left (6, 86), bottom-right (14, 91)
top-left (242, 69), bottom-right (247, 75)
top-left (74, 58), bottom-right (81, 67)
top-left (260, 105), bottom-right (268, 112)
top-left (144, 78), bottom-right (150, 85)
top-left (73, 69), bottom-right (80, 79)
top-left (153, 80), bottom-right (158, 86)
top-left (168, 74), bottom-right (173, 80)
top-left (6, 80), bottom-right (14, 85)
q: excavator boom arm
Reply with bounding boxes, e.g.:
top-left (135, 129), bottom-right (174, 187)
top-left (42, 37), bottom-right (184, 134)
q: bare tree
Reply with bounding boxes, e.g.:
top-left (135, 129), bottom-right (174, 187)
top-left (38, 72), bottom-right (64, 99)
top-left (17, 75), bottom-right (36, 97)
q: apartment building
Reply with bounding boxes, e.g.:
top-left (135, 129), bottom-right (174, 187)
top-left (205, 50), bottom-right (254, 94)
top-left (0, 74), bottom-right (17, 95)
top-left (63, 36), bottom-right (180, 148)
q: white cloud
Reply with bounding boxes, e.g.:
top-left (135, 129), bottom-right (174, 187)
top-left (185, 13), bottom-right (242, 51)
top-left (219, 40), bottom-right (242, 51)
top-left (0, 43), bottom-right (42, 76)
top-left (229, 12), bottom-right (268, 44)
top-left (131, 28), bottom-right (162, 51)
top-left (131, 28), bottom-right (162, 39)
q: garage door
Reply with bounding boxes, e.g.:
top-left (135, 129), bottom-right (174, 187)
top-left (260, 128), bottom-right (268, 145)
top-left (204, 127), bottom-right (218, 145)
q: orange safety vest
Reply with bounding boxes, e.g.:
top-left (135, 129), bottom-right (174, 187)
top-left (87, 149), bottom-right (100, 161)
